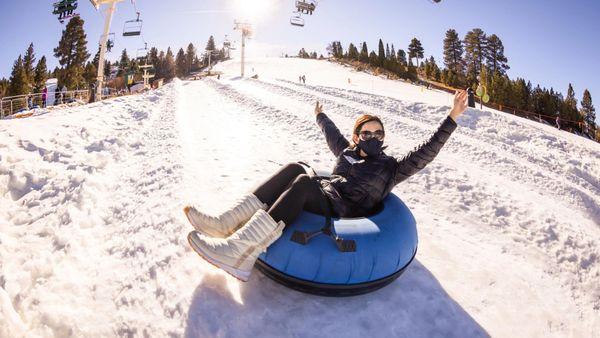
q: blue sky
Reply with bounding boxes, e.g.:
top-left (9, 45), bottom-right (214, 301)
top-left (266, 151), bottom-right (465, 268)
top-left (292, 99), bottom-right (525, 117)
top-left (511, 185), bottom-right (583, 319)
top-left (1, 0), bottom-right (598, 118)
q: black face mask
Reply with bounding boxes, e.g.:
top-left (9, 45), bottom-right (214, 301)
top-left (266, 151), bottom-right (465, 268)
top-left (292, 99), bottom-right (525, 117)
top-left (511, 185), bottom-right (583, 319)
top-left (357, 138), bottom-right (384, 157)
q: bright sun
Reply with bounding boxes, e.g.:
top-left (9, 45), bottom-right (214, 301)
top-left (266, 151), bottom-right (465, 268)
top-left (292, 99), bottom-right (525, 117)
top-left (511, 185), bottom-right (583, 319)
top-left (234, 0), bottom-right (275, 21)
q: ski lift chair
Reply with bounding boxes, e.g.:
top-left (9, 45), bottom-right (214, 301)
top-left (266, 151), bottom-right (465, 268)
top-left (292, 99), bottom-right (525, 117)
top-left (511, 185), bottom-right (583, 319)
top-left (102, 33), bottom-right (116, 52)
top-left (107, 40), bottom-right (114, 52)
top-left (53, 0), bottom-right (78, 22)
top-left (123, 12), bottom-right (143, 37)
top-left (295, 0), bottom-right (315, 15)
top-left (135, 43), bottom-right (148, 63)
top-left (290, 15), bottom-right (305, 27)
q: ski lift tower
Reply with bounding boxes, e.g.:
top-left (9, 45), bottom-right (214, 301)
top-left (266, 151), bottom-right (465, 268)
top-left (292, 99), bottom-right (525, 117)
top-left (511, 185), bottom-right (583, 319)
top-left (90, 0), bottom-right (124, 99)
top-left (139, 64), bottom-right (154, 89)
top-left (234, 21), bottom-right (252, 77)
top-left (205, 49), bottom-right (214, 71)
top-left (223, 35), bottom-right (232, 59)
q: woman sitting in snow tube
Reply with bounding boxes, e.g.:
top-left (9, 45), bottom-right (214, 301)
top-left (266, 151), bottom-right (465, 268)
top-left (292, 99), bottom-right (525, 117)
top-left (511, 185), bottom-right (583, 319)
top-left (184, 90), bottom-right (468, 291)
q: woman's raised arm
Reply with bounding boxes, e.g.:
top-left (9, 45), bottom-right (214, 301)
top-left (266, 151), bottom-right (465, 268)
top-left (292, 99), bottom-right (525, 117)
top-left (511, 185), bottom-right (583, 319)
top-left (393, 90), bottom-right (467, 185)
top-left (314, 101), bottom-right (350, 157)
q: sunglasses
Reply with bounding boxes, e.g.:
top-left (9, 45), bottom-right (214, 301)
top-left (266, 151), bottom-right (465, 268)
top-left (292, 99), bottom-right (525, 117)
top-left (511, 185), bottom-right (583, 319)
top-left (358, 130), bottom-right (385, 141)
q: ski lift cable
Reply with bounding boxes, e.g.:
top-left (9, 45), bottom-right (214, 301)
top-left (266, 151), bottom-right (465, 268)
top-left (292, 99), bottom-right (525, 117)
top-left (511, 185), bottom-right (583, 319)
top-left (131, 0), bottom-right (139, 17)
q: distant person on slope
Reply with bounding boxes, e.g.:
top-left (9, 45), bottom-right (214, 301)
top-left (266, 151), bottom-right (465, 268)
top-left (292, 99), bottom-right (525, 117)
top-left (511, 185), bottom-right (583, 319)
top-left (42, 87), bottom-right (47, 108)
top-left (184, 90), bottom-right (468, 281)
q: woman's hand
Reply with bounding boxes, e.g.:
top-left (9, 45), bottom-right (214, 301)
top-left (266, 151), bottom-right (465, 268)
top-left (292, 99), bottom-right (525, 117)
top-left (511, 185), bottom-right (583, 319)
top-left (449, 89), bottom-right (468, 122)
top-left (314, 101), bottom-right (323, 116)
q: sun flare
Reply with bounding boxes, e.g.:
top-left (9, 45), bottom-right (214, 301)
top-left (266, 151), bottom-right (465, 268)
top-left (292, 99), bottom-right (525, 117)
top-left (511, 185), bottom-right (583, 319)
top-left (234, 0), bottom-right (275, 21)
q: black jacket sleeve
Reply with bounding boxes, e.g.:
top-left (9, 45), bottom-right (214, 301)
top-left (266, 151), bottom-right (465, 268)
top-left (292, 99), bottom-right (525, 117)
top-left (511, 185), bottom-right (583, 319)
top-left (316, 112), bottom-right (350, 157)
top-left (393, 116), bottom-right (457, 185)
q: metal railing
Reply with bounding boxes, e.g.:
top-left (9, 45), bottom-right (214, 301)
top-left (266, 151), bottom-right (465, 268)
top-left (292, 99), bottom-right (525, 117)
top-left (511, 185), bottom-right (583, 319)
top-left (1, 90), bottom-right (90, 119)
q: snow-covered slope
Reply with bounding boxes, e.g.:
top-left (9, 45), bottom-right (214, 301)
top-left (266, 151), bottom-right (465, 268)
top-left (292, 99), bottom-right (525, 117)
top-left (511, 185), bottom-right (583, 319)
top-left (1, 57), bottom-right (598, 337)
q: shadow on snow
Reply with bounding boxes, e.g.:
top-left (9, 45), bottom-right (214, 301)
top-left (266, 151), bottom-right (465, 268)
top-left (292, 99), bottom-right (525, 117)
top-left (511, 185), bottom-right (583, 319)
top-left (184, 259), bottom-right (489, 338)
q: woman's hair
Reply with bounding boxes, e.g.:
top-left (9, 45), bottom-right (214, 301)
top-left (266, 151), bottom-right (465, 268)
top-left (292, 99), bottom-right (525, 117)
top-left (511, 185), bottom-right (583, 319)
top-left (350, 114), bottom-right (385, 148)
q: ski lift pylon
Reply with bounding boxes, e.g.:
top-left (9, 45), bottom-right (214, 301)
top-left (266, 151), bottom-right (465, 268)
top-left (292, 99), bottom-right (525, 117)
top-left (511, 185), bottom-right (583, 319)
top-left (123, 12), bottom-right (142, 37)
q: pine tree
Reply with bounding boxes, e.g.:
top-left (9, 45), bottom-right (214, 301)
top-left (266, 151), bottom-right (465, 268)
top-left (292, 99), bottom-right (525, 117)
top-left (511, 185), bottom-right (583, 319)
top-left (385, 43), bottom-right (390, 60)
top-left (359, 42), bottom-right (369, 63)
top-left (387, 44), bottom-right (398, 74)
top-left (84, 62), bottom-right (97, 85)
top-left (347, 43), bottom-right (358, 60)
top-left (581, 89), bottom-right (596, 131)
top-left (117, 49), bottom-right (130, 76)
top-left (155, 50), bottom-right (165, 79)
top-left (408, 38), bottom-right (424, 67)
top-left (368, 51), bottom-right (378, 67)
top-left (54, 16), bottom-right (90, 89)
top-left (33, 56), bottom-right (48, 92)
top-left (298, 48), bottom-right (310, 58)
top-left (51, 66), bottom-right (61, 80)
top-left (443, 29), bottom-right (465, 78)
top-left (397, 49), bottom-right (407, 65)
top-left (185, 43), bottom-right (196, 74)
top-left (335, 41), bottom-right (343, 58)
top-left (175, 48), bottom-right (187, 78)
top-left (326, 41), bottom-right (343, 58)
top-left (163, 47), bottom-right (176, 81)
top-left (0, 78), bottom-right (9, 98)
top-left (406, 59), bottom-right (418, 81)
top-left (564, 83), bottom-right (578, 120)
top-left (8, 55), bottom-right (29, 96)
top-left (426, 56), bottom-right (441, 81)
top-left (377, 39), bottom-right (385, 67)
top-left (147, 47), bottom-right (159, 74)
top-left (512, 78), bottom-right (530, 110)
top-left (490, 71), bottom-right (511, 106)
top-left (206, 36), bottom-right (216, 52)
top-left (23, 43), bottom-right (36, 89)
top-left (464, 28), bottom-right (488, 84)
top-left (486, 34), bottom-right (509, 75)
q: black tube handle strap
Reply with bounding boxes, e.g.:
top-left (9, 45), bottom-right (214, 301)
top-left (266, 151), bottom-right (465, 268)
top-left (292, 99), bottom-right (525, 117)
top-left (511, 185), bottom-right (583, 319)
top-left (292, 161), bottom-right (356, 252)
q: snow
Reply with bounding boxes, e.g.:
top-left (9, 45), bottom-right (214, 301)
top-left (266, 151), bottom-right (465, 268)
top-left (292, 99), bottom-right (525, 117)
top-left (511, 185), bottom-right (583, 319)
top-left (1, 57), bottom-right (599, 337)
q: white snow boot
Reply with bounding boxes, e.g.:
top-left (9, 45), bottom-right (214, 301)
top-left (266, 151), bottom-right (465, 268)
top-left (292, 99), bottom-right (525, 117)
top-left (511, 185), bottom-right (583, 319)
top-left (184, 193), bottom-right (267, 237)
top-left (187, 209), bottom-right (285, 282)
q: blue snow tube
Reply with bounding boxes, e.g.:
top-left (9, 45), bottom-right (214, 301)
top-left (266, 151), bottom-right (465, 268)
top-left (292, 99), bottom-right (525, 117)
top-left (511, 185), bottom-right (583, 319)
top-left (255, 193), bottom-right (418, 296)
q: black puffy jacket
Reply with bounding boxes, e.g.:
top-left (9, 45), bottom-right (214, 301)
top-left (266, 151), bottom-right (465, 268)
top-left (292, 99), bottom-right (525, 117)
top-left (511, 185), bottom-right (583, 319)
top-left (316, 112), bottom-right (457, 217)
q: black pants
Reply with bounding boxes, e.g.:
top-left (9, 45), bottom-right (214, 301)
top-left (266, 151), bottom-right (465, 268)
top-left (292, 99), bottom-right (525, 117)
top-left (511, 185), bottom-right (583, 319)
top-left (253, 162), bottom-right (329, 225)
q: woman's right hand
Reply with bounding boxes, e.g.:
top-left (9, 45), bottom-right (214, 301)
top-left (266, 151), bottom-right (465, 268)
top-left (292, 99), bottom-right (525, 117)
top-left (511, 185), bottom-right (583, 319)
top-left (314, 101), bottom-right (323, 116)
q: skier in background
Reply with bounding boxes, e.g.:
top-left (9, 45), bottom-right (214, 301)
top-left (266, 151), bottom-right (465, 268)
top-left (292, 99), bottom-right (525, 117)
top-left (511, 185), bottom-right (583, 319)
top-left (60, 85), bottom-right (67, 104)
top-left (42, 87), bottom-right (47, 108)
top-left (89, 82), bottom-right (96, 103)
top-left (555, 115), bottom-right (561, 130)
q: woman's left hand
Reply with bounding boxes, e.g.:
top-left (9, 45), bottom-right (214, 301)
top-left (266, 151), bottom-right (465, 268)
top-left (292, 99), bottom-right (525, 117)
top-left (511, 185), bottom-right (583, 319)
top-left (314, 101), bottom-right (323, 116)
top-left (449, 89), bottom-right (468, 122)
